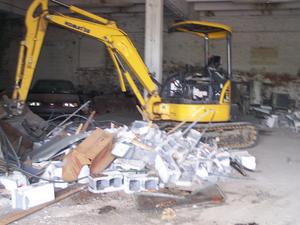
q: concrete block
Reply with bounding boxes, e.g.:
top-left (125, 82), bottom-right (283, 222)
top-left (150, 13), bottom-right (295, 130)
top-left (124, 174), bottom-right (159, 193)
top-left (78, 165), bottom-right (90, 184)
top-left (174, 180), bottom-right (193, 187)
top-left (88, 172), bottom-right (159, 194)
top-left (110, 127), bottom-right (135, 143)
top-left (11, 183), bottom-right (55, 210)
top-left (112, 142), bottom-right (131, 157)
top-left (145, 178), bottom-right (159, 190)
top-left (131, 121), bottom-right (150, 135)
top-left (215, 151), bottom-right (231, 168)
top-left (0, 171), bottom-right (28, 191)
top-left (196, 166), bottom-right (209, 178)
top-left (185, 129), bottom-right (202, 145)
top-left (127, 148), bottom-right (157, 166)
top-left (41, 161), bottom-right (68, 189)
top-left (230, 151), bottom-right (256, 171)
top-left (88, 173), bottom-right (124, 193)
top-left (155, 154), bottom-right (181, 184)
top-left (112, 158), bottom-right (146, 171)
top-left (125, 177), bottom-right (142, 192)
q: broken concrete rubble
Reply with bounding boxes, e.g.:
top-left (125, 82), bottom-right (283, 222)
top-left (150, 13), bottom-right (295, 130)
top-left (230, 150), bottom-right (256, 171)
top-left (262, 110), bottom-right (300, 132)
top-left (0, 115), bottom-right (257, 212)
top-left (251, 102), bottom-right (300, 132)
top-left (264, 115), bottom-right (279, 128)
top-left (110, 158), bottom-right (146, 171)
top-left (97, 121), bottom-right (256, 189)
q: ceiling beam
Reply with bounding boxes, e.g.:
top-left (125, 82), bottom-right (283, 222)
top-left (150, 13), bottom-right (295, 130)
top-left (49, 5), bottom-right (145, 15)
top-left (0, 0), bottom-right (146, 16)
top-left (49, 0), bottom-right (145, 7)
top-left (164, 0), bottom-right (190, 19)
top-left (187, 0), bottom-right (298, 2)
top-left (49, 0), bottom-right (145, 10)
top-left (197, 9), bottom-right (300, 17)
top-left (194, 2), bottom-right (300, 11)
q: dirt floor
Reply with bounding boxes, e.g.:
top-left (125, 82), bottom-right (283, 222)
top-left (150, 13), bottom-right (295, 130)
top-left (1, 127), bottom-right (296, 225)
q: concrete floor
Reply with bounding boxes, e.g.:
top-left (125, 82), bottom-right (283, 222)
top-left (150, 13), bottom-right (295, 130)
top-left (7, 128), bottom-right (299, 225)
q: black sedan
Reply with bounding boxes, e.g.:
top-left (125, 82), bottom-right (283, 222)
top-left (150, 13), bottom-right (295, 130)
top-left (27, 79), bottom-right (84, 119)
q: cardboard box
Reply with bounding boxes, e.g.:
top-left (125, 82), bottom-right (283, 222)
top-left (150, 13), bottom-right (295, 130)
top-left (62, 128), bottom-right (114, 182)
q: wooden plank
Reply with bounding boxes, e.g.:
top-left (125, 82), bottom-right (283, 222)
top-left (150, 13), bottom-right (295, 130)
top-left (81, 111), bottom-right (96, 132)
top-left (0, 185), bottom-right (85, 225)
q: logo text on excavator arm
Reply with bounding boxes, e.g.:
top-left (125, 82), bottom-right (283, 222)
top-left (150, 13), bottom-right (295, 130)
top-left (64, 22), bottom-right (90, 33)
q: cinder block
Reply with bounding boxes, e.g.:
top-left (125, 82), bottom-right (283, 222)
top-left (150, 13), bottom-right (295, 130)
top-left (89, 172), bottom-right (159, 194)
top-left (0, 171), bottom-right (28, 191)
top-left (124, 174), bottom-right (159, 193)
top-left (155, 154), bottom-right (181, 184)
top-left (11, 183), bottom-right (55, 210)
top-left (88, 173), bottom-right (124, 193)
top-left (112, 142), bottom-right (131, 157)
top-left (41, 162), bottom-right (68, 189)
top-left (230, 151), bottom-right (256, 171)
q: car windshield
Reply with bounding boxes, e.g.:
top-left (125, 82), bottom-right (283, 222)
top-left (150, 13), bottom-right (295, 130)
top-left (31, 80), bottom-right (76, 94)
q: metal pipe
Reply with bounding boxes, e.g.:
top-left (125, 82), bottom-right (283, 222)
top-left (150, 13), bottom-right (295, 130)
top-left (50, 0), bottom-right (70, 8)
top-left (182, 109), bottom-right (215, 137)
top-left (46, 100), bottom-right (91, 137)
top-left (204, 35), bottom-right (209, 66)
top-left (227, 33), bottom-right (232, 79)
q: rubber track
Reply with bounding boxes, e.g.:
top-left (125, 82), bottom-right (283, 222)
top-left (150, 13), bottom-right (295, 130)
top-left (160, 122), bottom-right (258, 149)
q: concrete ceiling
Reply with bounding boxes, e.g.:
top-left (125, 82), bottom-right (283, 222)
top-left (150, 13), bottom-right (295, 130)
top-left (0, 0), bottom-right (299, 18)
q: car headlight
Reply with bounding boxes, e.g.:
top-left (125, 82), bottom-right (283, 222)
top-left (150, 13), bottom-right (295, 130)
top-left (28, 101), bottom-right (41, 107)
top-left (63, 102), bottom-right (79, 108)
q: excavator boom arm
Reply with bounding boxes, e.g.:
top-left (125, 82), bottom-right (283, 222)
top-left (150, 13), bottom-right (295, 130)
top-left (13, 0), bottom-right (160, 112)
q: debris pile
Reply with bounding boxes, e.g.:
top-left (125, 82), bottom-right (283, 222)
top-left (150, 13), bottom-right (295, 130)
top-left (267, 110), bottom-right (300, 132)
top-left (251, 106), bottom-right (300, 132)
top-left (88, 120), bottom-right (255, 193)
top-left (0, 114), bottom-right (256, 211)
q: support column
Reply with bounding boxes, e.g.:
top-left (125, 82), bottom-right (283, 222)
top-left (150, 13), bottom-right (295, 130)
top-left (145, 0), bottom-right (163, 84)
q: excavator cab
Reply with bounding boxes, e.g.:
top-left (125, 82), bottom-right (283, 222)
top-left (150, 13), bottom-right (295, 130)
top-left (162, 21), bottom-right (232, 105)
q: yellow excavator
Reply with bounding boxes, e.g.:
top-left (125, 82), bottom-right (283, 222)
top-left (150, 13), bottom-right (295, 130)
top-left (3, 0), bottom-right (257, 148)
